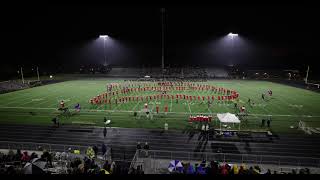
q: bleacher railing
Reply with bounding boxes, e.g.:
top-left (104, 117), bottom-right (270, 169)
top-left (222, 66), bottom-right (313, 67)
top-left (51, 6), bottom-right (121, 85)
top-left (134, 149), bottom-right (320, 169)
top-left (0, 140), bottom-right (109, 157)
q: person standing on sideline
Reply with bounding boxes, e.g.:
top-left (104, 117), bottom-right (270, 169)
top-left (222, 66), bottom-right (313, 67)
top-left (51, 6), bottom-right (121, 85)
top-left (104, 117), bottom-right (107, 127)
top-left (52, 117), bottom-right (57, 127)
top-left (56, 117), bottom-right (60, 127)
top-left (267, 118), bottom-right (271, 128)
top-left (103, 127), bottom-right (107, 138)
top-left (201, 124), bottom-right (205, 138)
top-left (137, 142), bottom-right (142, 156)
top-left (205, 124), bottom-right (210, 140)
top-left (137, 142), bottom-right (142, 150)
top-left (143, 142), bottom-right (150, 157)
top-left (261, 119), bottom-right (265, 127)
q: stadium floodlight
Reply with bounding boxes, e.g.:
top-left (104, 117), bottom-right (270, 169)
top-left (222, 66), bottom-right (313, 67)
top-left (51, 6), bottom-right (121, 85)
top-left (99, 35), bottom-right (109, 66)
top-left (228, 32), bottom-right (238, 37)
top-left (227, 32), bottom-right (238, 65)
top-left (99, 35), bottom-right (108, 39)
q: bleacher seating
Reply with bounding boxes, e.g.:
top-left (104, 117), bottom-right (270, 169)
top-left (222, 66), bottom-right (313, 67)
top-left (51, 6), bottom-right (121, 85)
top-left (0, 81), bottom-right (29, 93)
top-left (0, 146), bottom-right (130, 175)
top-left (104, 67), bottom-right (230, 79)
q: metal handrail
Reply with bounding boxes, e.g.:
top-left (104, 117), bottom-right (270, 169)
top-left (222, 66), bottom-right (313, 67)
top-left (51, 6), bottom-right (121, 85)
top-left (145, 149), bottom-right (320, 168)
top-left (1, 140), bottom-right (98, 155)
top-left (146, 149), bottom-right (320, 161)
top-left (129, 150), bottom-right (139, 170)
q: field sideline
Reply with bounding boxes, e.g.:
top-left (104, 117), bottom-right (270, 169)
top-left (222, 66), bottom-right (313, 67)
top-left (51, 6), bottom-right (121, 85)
top-left (0, 79), bottom-right (319, 133)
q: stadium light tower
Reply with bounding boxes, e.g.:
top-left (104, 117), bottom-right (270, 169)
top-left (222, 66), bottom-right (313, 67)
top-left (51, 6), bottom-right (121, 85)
top-left (228, 32), bottom-right (238, 65)
top-left (100, 35), bottom-right (109, 66)
top-left (228, 32), bottom-right (238, 47)
top-left (161, 8), bottom-right (165, 74)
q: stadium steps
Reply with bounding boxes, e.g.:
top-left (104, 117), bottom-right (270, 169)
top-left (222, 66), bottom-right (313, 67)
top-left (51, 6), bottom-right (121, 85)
top-left (1, 124), bottom-right (320, 166)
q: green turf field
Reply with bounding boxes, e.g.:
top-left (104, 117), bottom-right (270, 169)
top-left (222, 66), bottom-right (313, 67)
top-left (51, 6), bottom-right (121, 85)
top-left (0, 79), bottom-right (319, 134)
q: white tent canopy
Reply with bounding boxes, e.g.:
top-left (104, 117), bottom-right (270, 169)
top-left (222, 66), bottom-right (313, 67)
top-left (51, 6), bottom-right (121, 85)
top-left (217, 113), bottom-right (240, 123)
top-left (216, 113), bottom-right (241, 131)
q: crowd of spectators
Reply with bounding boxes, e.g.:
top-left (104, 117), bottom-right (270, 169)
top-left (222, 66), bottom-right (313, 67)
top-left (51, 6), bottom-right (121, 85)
top-left (129, 164), bottom-right (144, 174)
top-left (0, 148), bottom-right (314, 175)
top-left (66, 157), bottom-right (130, 174)
top-left (0, 149), bottom-right (54, 174)
top-left (0, 146), bottom-right (133, 175)
top-left (169, 160), bottom-right (312, 175)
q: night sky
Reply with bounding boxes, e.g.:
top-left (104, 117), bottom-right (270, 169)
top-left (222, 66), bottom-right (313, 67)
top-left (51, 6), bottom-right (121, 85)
top-left (1, 3), bottom-right (320, 78)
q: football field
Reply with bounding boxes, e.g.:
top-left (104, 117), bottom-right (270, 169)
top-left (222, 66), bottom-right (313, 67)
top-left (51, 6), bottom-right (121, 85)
top-left (0, 79), bottom-right (319, 134)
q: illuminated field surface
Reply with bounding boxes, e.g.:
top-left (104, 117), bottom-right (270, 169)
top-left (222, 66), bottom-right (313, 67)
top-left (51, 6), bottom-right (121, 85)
top-left (0, 79), bottom-right (319, 133)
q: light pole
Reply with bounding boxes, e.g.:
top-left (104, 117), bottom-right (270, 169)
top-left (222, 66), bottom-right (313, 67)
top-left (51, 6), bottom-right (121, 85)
top-left (161, 8), bottom-right (165, 74)
top-left (100, 35), bottom-right (108, 66)
top-left (228, 32), bottom-right (238, 48)
top-left (228, 32), bottom-right (238, 65)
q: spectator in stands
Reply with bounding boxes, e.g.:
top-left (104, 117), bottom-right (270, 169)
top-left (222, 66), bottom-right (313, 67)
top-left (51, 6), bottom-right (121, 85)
top-left (305, 168), bottom-right (310, 174)
top-left (41, 151), bottom-right (53, 167)
top-left (238, 165), bottom-right (245, 174)
top-left (232, 164), bottom-right (239, 174)
top-left (93, 145), bottom-right (98, 157)
top-left (199, 160), bottom-right (205, 169)
top-left (255, 166), bottom-right (261, 174)
top-left (86, 147), bottom-right (95, 159)
top-left (248, 166), bottom-right (255, 174)
top-left (221, 164), bottom-right (229, 175)
top-left (210, 161), bottom-right (219, 174)
top-left (30, 152), bottom-right (38, 160)
top-left (8, 150), bottom-right (15, 157)
top-left (21, 151), bottom-right (30, 162)
top-left (15, 149), bottom-right (22, 161)
top-left (265, 169), bottom-right (271, 174)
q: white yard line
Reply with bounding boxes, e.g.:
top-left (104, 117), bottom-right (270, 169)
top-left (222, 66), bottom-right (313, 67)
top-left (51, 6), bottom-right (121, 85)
top-left (235, 82), bottom-right (269, 121)
top-left (2, 84), bottom-right (70, 108)
top-left (194, 86), bottom-right (210, 114)
top-left (112, 101), bottom-right (123, 112)
top-left (187, 101), bottom-right (192, 114)
top-left (181, 85), bottom-right (191, 114)
top-left (131, 101), bottom-right (141, 111)
top-left (2, 83), bottom-right (70, 107)
top-left (236, 82), bottom-right (292, 118)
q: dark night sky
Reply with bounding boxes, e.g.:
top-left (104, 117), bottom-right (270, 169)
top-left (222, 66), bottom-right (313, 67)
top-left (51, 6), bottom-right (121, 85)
top-left (1, 3), bottom-right (320, 78)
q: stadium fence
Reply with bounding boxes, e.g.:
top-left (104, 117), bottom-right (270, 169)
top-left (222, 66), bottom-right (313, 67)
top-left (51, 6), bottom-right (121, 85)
top-left (131, 149), bottom-right (320, 173)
